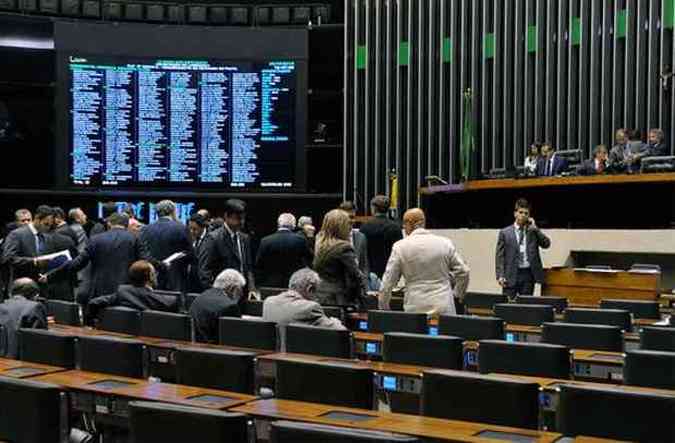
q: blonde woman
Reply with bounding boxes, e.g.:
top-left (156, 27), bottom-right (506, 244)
top-left (313, 209), bottom-right (368, 307)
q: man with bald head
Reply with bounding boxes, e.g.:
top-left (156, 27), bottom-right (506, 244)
top-left (379, 208), bottom-right (470, 315)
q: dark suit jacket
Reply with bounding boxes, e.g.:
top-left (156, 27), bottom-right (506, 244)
top-left (2, 225), bottom-right (41, 282)
top-left (42, 232), bottom-right (78, 302)
top-left (495, 225), bottom-right (551, 286)
top-left (188, 288), bottom-right (241, 343)
top-left (187, 232), bottom-right (212, 294)
top-left (578, 158), bottom-right (608, 176)
top-left (647, 143), bottom-right (669, 157)
top-left (140, 218), bottom-right (193, 292)
top-left (0, 296), bottom-right (47, 358)
top-left (359, 215), bottom-right (403, 277)
top-left (85, 284), bottom-right (178, 325)
top-left (255, 229), bottom-right (311, 288)
top-left (536, 155), bottom-right (568, 176)
top-left (203, 227), bottom-right (255, 291)
top-left (54, 224), bottom-right (79, 248)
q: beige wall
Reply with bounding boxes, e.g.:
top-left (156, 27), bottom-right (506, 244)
top-left (431, 229), bottom-right (675, 294)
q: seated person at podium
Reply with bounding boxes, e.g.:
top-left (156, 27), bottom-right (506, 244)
top-left (0, 278), bottom-right (47, 358)
top-left (189, 269), bottom-right (244, 343)
top-left (578, 145), bottom-right (609, 175)
top-left (609, 128), bottom-right (648, 173)
top-left (85, 260), bottom-right (178, 325)
top-left (536, 143), bottom-right (568, 177)
top-left (647, 128), bottom-right (668, 157)
top-left (524, 143), bottom-right (541, 175)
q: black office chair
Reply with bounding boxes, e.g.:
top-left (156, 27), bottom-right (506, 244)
top-left (47, 300), bottom-right (82, 326)
top-left (78, 335), bottom-right (146, 378)
top-left (494, 303), bottom-right (555, 326)
top-left (383, 333), bottom-right (463, 370)
top-left (270, 420), bottom-right (420, 443)
top-left (140, 310), bottom-right (193, 341)
top-left (478, 340), bottom-right (571, 379)
top-left (129, 401), bottom-right (249, 443)
top-left (98, 306), bottom-right (142, 335)
top-left (185, 293), bottom-right (200, 311)
top-left (174, 347), bottom-right (256, 394)
top-left (563, 308), bottom-right (632, 332)
top-left (515, 296), bottom-right (568, 314)
top-left (421, 370), bottom-right (540, 429)
top-left (285, 324), bottom-right (352, 358)
top-left (367, 311), bottom-right (428, 334)
top-left (259, 287), bottom-right (286, 299)
top-left (557, 384), bottom-right (675, 441)
top-left (541, 322), bottom-right (623, 352)
top-left (276, 360), bottom-right (373, 409)
top-left (437, 315), bottom-right (504, 341)
top-left (640, 326), bottom-right (675, 352)
top-left (0, 376), bottom-right (66, 443)
top-left (18, 328), bottom-right (77, 369)
top-left (219, 317), bottom-right (277, 351)
top-left (464, 292), bottom-right (507, 311)
top-left (623, 349), bottom-right (675, 390)
top-left (389, 297), bottom-right (404, 311)
top-left (243, 300), bottom-right (263, 316)
top-left (600, 299), bottom-right (660, 320)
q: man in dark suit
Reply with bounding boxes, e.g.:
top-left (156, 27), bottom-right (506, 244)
top-left (338, 201), bottom-right (370, 276)
top-left (52, 207), bottom-right (79, 247)
top-left (140, 200), bottom-right (193, 292)
top-left (647, 128), bottom-right (669, 157)
top-left (0, 278), bottom-right (47, 357)
top-left (495, 198), bottom-right (551, 300)
top-left (89, 201), bottom-right (118, 238)
top-left (536, 143), bottom-right (568, 177)
top-left (359, 195), bottom-right (403, 278)
top-left (255, 213), bottom-right (312, 289)
top-left (187, 213), bottom-right (211, 293)
top-left (203, 199), bottom-right (257, 298)
top-left (188, 269), bottom-right (244, 343)
top-left (578, 145), bottom-right (609, 176)
top-left (85, 260), bottom-right (178, 325)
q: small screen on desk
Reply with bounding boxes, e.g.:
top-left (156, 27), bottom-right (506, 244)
top-left (383, 376), bottom-right (397, 391)
top-left (474, 431), bottom-right (538, 443)
top-left (428, 326), bottom-right (438, 336)
top-left (505, 333), bottom-right (515, 342)
top-left (359, 321), bottom-right (368, 330)
top-left (366, 342), bottom-right (378, 354)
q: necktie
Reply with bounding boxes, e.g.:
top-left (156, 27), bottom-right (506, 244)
top-left (36, 233), bottom-right (44, 255)
top-left (233, 233), bottom-right (244, 273)
top-left (597, 159), bottom-right (605, 173)
top-left (547, 158), bottom-right (553, 176)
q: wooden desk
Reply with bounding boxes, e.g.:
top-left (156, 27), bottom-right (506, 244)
top-left (230, 398), bottom-right (564, 443)
top-left (543, 268), bottom-right (661, 305)
top-left (0, 357), bottom-right (67, 378)
top-left (571, 350), bottom-right (624, 383)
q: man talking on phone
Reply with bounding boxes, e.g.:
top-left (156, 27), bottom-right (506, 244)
top-left (495, 198), bottom-right (551, 300)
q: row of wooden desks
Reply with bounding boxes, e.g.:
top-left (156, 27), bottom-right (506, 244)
top-left (0, 357), bottom-right (66, 378)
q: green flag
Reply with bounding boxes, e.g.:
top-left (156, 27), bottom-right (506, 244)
top-left (460, 88), bottom-right (474, 182)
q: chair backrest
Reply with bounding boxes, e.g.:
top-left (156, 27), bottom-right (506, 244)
top-left (541, 322), bottom-right (623, 352)
top-left (78, 335), bottom-right (146, 378)
top-left (624, 350), bottom-right (675, 389)
top-left (140, 310), bottom-right (193, 341)
top-left (367, 310), bottom-right (428, 334)
top-left (494, 303), bottom-right (555, 326)
top-left (99, 306), bottom-right (142, 336)
top-left (0, 376), bottom-right (65, 443)
top-left (421, 370), bottom-right (540, 429)
top-left (185, 293), bottom-right (200, 311)
top-left (557, 384), bottom-right (675, 441)
top-left (219, 317), bottom-right (277, 351)
top-left (129, 401), bottom-right (249, 443)
top-left (563, 308), bottom-right (632, 332)
top-left (464, 292), bottom-right (507, 310)
top-left (383, 333), bottom-right (463, 370)
top-left (640, 326), bottom-right (675, 352)
top-left (18, 328), bottom-right (77, 368)
top-left (514, 296), bottom-right (568, 314)
top-left (243, 299), bottom-right (263, 316)
top-left (285, 324), bottom-right (352, 358)
top-left (276, 360), bottom-right (373, 409)
top-left (478, 340), bottom-right (571, 379)
top-left (270, 420), bottom-right (421, 443)
top-left (174, 347), bottom-right (256, 394)
top-left (322, 306), bottom-right (345, 322)
top-left (438, 315), bottom-right (504, 341)
top-left (259, 287), bottom-right (286, 300)
top-left (389, 297), bottom-right (404, 311)
top-left (600, 299), bottom-right (660, 320)
top-left (47, 300), bottom-right (82, 326)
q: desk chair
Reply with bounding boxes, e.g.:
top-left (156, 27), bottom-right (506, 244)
top-left (270, 421), bottom-right (420, 443)
top-left (494, 303), bottom-right (555, 327)
top-left (515, 296), bottom-right (568, 314)
top-left (243, 299), bottom-right (263, 317)
top-left (478, 340), bottom-right (571, 379)
top-left (640, 326), bottom-right (675, 352)
top-left (600, 299), bottom-right (660, 320)
top-left (421, 370), bottom-right (540, 429)
top-left (438, 315), bottom-right (504, 341)
top-left (47, 300), bottom-right (82, 326)
top-left (78, 335), bottom-right (146, 378)
top-left (175, 347), bottom-right (256, 394)
top-left (367, 311), bottom-right (428, 334)
top-left (219, 317), bottom-right (277, 351)
top-left (541, 322), bottom-right (623, 352)
top-left (557, 384), bottom-right (675, 441)
top-left (285, 324), bottom-right (352, 358)
top-left (98, 306), bottom-right (142, 335)
top-left (624, 349), bottom-right (675, 389)
top-left (129, 401), bottom-right (249, 443)
top-left (563, 308), bottom-right (632, 332)
top-left (185, 293), bottom-right (200, 311)
top-left (140, 310), bottom-right (193, 341)
top-left (18, 328), bottom-right (77, 368)
top-left (383, 333), bottom-right (463, 370)
top-left (259, 287), bottom-right (286, 299)
top-left (464, 292), bottom-right (507, 311)
top-left (0, 376), bottom-right (66, 443)
top-left (276, 360), bottom-right (373, 409)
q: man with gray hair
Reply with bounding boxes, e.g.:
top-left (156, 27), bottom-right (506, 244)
top-left (189, 268), bottom-right (244, 343)
top-left (255, 212), bottom-right (312, 288)
top-left (263, 268), bottom-right (345, 350)
top-left (0, 278), bottom-right (47, 357)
